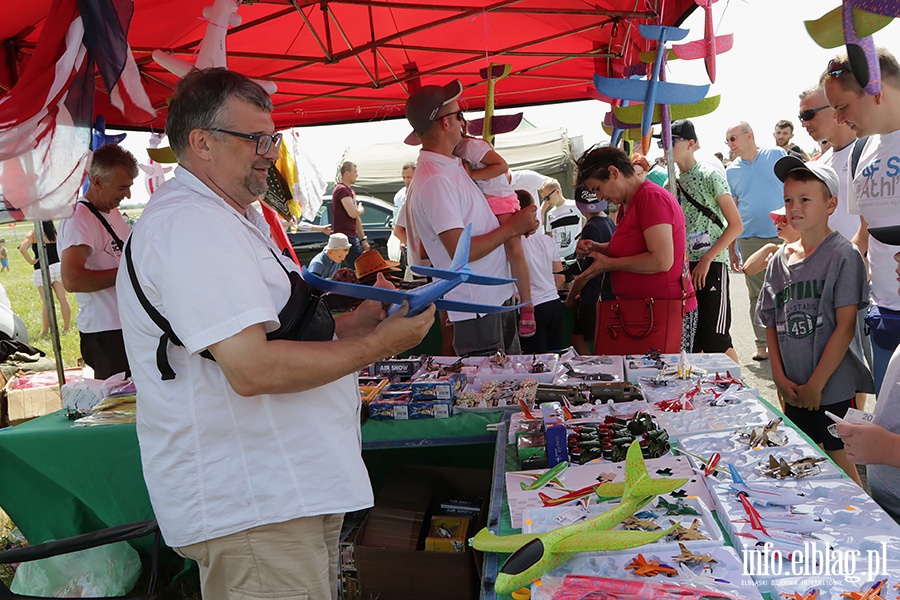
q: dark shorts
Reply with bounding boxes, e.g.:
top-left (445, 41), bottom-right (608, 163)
top-left (784, 398), bottom-right (855, 451)
top-left (80, 329), bottom-right (129, 380)
top-left (574, 297), bottom-right (598, 339)
top-left (453, 297), bottom-right (521, 357)
top-left (520, 298), bottom-right (566, 354)
top-left (691, 261), bottom-right (733, 353)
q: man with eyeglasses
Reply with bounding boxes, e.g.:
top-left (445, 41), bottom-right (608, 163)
top-left (332, 160), bottom-right (369, 266)
top-left (402, 79), bottom-right (539, 356)
top-left (116, 68), bottom-right (434, 599)
top-left (724, 121), bottom-right (787, 361)
top-left (822, 47), bottom-right (900, 394)
top-left (59, 144), bottom-right (138, 379)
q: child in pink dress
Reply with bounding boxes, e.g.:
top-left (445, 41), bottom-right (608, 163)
top-left (454, 131), bottom-right (535, 337)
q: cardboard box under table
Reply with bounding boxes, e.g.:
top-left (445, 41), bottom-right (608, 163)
top-left (355, 465), bottom-right (490, 600)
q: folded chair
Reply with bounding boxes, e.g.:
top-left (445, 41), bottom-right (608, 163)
top-left (0, 519), bottom-right (160, 599)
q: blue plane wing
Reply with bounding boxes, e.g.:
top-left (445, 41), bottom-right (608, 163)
top-left (301, 267), bottom-right (411, 305)
top-left (593, 75), bottom-right (709, 106)
top-left (435, 298), bottom-right (530, 313)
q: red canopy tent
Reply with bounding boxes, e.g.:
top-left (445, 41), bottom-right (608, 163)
top-left (1, 0), bottom-right (697, 131)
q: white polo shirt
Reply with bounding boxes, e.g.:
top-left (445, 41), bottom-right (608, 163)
top-left (58, 201), bottom-right (131, 333)
top-left (117, 167), bottom-right (372, 548)
top-left (407, 150), bottom-right (515, 322)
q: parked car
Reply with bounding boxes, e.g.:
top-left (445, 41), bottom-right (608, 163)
top-left (287, 194), bottom-right (396, 267)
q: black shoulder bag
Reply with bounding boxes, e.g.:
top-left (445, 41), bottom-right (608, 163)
top-left (676, 182), bottom-right (724, 229)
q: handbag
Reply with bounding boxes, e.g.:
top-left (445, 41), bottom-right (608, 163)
top-left (594, 297), bottom-right (684, 355)
top-left (594, 248), bottom-right (691, 355)
top-left (865, 305), bottom-right (900, 350)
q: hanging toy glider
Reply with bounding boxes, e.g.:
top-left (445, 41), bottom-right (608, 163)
top-left (302, 224), bottom-right (529, 317)
top-left (805, 1), bottom-right (900, 96)
top-left (670, 0), bottom-right (733, 83)
top-left (594, 25), bottom-right (710, 154)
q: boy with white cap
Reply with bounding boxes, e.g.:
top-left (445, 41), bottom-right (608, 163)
top-left (308, 233), bottom-right (352, 279)
top-left (756, 156), bottom-right (873, 485)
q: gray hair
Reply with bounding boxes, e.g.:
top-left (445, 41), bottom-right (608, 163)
top-left (799, 85), bottom-right (823, 100)
top-left (89, 144), bottom-right (138, 180)
top-left (166, 68), bottom-right (273, 161)
top-left (401, 161), bottom-right (416, 172)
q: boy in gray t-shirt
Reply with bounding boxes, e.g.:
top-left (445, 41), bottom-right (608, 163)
top-left (756, 157), bottom-right (873, 486)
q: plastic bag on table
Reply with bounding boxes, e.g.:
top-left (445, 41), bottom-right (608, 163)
top-left (10, 540), bottom-right (142, 597)
top-left (533, 574), bottom-right (755, 600)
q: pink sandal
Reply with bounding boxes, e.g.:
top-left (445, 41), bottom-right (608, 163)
top-left (519, 308), bottom-right (536, 338)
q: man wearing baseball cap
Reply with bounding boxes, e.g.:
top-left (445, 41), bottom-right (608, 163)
top-left (403, 80), bottom-right (538, 356)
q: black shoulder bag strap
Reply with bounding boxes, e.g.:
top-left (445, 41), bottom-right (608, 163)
top-left (123, 238), bottom-right (214, 381)
top-left (850, 136), bottom-right (870, 179)
top-left (676, 181), bottom-right (724, 229)
top-left (78, 201), bottom-right (125, 252)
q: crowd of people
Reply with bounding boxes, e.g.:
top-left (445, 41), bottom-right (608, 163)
top-left (9, 41), bottom-right (896, 599)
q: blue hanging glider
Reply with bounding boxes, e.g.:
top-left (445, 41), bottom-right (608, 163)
top-left (593, 25), bottom-right (710, 144)
top-left (302, 224), bottom-right (529, 317)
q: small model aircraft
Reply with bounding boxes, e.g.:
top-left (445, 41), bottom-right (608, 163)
top-left (734, 492), bottom-right (810, 554)
top-left (625, 554), bottom-right (678, 577)
top-left (303, 224), bottom-right (528, 317)
top-left (666, 518), bottom-right (707, 542)
top-left (727, 464), bottom-right (807, 507)
top-left (472, 441), bottom-right (687, 595)
top-left (593, 25), bottom-right (709, 153)
top-left (737, 418), bottom-right (788, 449)
top-left (671, 543), bottom-right (717, 565)
top-left (733, 508), bottom-right (823, 535)
top-left (839, 579), bottom-right (887, 599)
top-left (622, 516), bottom-right (662, 531)
top-left (515, 461), bottom-right (569, 491)
top-left (676, 563), bottom-right (736, 592)
top-left (657, 497), bottom-right (700, 516)
top-left (671, 0), bottom-right (734, 83)
top-left (761, 455), bottom-right (827, 479)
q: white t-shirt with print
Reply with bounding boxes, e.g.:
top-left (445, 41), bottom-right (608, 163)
top-left (818, 144), bottom-right (859, 242)
top-left (848, 130), bottom-right (900, 311)
top-left (58, 201), bottom-right (131, 333)
top-left (546, 200), bottom-right (582, 259)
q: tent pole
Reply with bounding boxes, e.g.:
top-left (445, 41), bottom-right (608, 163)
top-left (32, 221), bottom-right (66, 385)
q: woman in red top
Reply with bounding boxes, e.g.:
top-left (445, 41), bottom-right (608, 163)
top-left (572, 146), bottom-right (698, 352)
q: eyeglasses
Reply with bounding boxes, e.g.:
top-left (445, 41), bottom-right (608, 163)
top-left (725, 131), bottom-right (749, 144)
top-left (436, 110), bottom-right (465, 123)
top-left (657, 137), bottom-right (687, 149)
top-left (828, 58), bottom-right (868, 89)
top-left (798, 106), bottom-right (829, 121)
top-left (211, 128), bottom-right (283, 155)
top-left (540, 189), bottom-right (558, 202)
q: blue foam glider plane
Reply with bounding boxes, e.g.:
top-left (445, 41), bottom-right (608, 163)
top-left (593, 25), bottom-right (709, 144)
top-left (302, 224), bottom-right (528, 317)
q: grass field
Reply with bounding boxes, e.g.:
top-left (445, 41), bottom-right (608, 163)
top-left (1, 221), bottom-right (81, 367)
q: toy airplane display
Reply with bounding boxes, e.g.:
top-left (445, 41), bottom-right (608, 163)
top-left (302, 224), bottom-right (528, 317)
top-left (593, 25), bottom-right (710, 151)
top-left (471, 441), bottom-right (687, 595)
top-left (671, 0), bottom-right (733, 83)
top-left (611, 95), bottom-right (721, 128)
top-left (515, 461), bottom-right (569, 491)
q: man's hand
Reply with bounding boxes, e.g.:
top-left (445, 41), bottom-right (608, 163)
top-left (509, 205), bottom-right (539, 237)
top-left (361, 239), bottom-right (371, 252)
top-left (691, 257), bottom-right (711, 291)
top-left (373, 301), bottom-right (436, 357)
top-left (837, 422), bottom-right (900, 466)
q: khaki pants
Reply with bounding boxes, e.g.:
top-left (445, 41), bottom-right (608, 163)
top-left (175, 514), bottom-right (344, 600)
top-left (738, 236), bottom-right (780, 346)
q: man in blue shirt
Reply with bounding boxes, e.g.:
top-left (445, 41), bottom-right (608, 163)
top-left (724, 121), bottom-right (787, 361)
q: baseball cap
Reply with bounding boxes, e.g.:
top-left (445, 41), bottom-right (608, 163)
top-left (769, 206), bottom-right (786, 220)
top-left (652, 119), bottom-right (698, 142)
top-left (404, 80), bottom-right (463, 145)
top-left (574, 184), bottom-right (608, 214)
top-left (868, 225), bottom-right (900, 246)
top-left (773, 155), bottom-right (839, 197)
